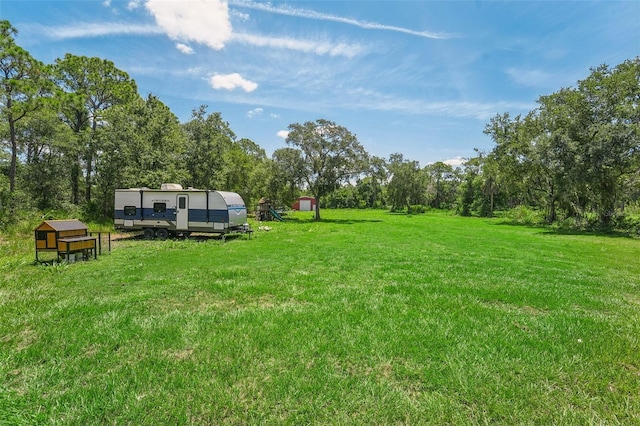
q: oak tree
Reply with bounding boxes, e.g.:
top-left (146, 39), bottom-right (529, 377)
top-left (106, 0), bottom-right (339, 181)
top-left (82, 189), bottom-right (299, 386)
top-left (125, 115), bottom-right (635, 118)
top-left (285, 119), bottom-right (368, 220)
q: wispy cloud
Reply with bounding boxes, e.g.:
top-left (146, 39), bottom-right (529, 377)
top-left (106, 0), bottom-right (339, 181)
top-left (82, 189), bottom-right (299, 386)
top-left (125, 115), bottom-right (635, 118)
top-left (231, 33), bottom-right (365, 58)
top-left (506, 68), bottom-right (555, 88)
top-left (231, 9), bottom-right (250, 22)
top-left (34, 1), bottom-right (366, 59)
top-left (36, 22), bottom-right (163, 39)
top-left (338, 87), bottom-right (533, 120)
top-left (224, 85), bottom-right (534, 121)
top-left (505, 67), bottom-right (583, 91)
top-left (369, 98), bottom-right (534, 120)
top-left (127, 0), bottom-right (142, 11)
top-left (277, 130), bottom-right (289, 139)
top-left (230, 0), bottom-right (457, 40)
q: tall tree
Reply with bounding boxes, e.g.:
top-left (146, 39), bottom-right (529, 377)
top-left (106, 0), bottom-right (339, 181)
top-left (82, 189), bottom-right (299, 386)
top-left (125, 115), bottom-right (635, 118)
top-left (222, 138), bottom-right (268, 208)
top-left (424, 161), bottom-right (456, 209)
top-left (386, 153), bottom-right (425, 211)
top-left (455, 155), bottom-right (483, 216)
top-left (97, 94), bottom-right (187, 216)
top-left (285, 119), bottom-right (368, 220)
top-left (484, 58), bottom-right (640, 225)
top-left (270, 147), bottom-right (305, 207)
top-left (182, 106), bottom-right (235, 190)
top-left (576, 59), bottom-right (640, 224)
top-left (19, 108), bottom-right (72, 210)
top-left (484, 113), bottom-right (531, 209)
top-left (54, 53), bottom-right (137, 204)
top-left (534, 90), bottom-right (586, 222)
top-left (0, 20), bottom-right (52, 192)
top-left (356, 155), bottom-right (388, 208)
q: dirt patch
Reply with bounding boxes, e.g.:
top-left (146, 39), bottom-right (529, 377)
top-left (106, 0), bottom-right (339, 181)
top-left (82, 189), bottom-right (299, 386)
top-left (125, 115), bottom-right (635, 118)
top-left (521, 305), bottom-right (546, 315)
top-left (109, 233), bottom-right (139, 241)
top-left (163, 348), bottom-right (195, 361)
top-left (624, 293), bottom-right (640, 305)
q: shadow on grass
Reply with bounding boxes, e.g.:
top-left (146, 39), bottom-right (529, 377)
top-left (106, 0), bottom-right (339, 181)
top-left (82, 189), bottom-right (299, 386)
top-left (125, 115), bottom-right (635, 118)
top-left (273, 209), bottom-right (436, 225)
top-left (280, 217), bottom-right (384, 225)
top-left (491, 219), bottom-right (638, 239)
top-left (541, 227), bottom-right (637, 239)
top-left (111, 232), bottom-right (244, 242)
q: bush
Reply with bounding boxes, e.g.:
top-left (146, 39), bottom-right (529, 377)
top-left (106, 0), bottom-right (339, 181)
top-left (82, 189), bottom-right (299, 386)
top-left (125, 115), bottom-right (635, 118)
top-left (0, 190), bottom-right (37, 231)
top-left (612, 214), bottom-right (640, 235)
top-left (504, 206), bottom-right (545, 225)
top-left (407, 204), bottom-right (427, 214)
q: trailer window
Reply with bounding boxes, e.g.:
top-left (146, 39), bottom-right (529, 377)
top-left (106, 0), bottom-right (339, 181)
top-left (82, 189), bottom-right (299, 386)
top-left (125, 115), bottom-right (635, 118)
top-left (124, 206), bottom-right (137, 216)
top-left (178, 197), bottom-right (186, 209)
top-left (153, 203), bottom-right (167, 213)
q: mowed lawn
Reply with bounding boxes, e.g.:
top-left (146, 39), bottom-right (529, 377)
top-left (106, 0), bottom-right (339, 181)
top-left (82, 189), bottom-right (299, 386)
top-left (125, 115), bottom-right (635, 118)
top-left (1, 209), bottom-right (639, 424)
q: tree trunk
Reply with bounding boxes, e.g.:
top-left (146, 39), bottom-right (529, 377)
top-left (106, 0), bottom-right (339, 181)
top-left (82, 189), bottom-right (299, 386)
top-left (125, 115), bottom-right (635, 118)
top-left (548, 200), bottom-right (557, 223)
top-left (314, 196), bottom-right (321, 221)
top-left (85, 149), bottom-right (93, 202)
top-left (71, 160), bottom-right (80, 205)
top-left (490, 191), bottom-right (494, 214)
top-left (8, 114), bottom-right (17, 192)
top-left (598, 180), bottom-right (616, 226)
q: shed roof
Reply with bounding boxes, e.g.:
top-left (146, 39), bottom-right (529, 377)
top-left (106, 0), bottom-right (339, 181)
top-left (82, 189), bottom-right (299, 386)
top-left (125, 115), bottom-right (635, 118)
top-left (35, 219), bottom-right (88, 232)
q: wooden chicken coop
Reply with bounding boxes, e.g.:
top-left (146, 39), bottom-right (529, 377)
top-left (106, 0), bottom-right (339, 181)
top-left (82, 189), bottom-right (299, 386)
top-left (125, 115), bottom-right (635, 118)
top-left (34, 219), bottom-right (100, 262)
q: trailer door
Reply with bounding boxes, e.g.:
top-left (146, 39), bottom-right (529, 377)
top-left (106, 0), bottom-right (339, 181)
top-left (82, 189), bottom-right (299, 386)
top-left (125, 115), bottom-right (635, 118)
top-left (176, 195), bottom-right (189, 230)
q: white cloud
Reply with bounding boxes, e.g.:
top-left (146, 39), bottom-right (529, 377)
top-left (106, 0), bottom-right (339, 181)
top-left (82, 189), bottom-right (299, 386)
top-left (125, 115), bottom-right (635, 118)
top-left (145, 0), bottom-right (232, 50)
top-left (230, 0), bottom-right (456, 40)
top-left (443, 157), bottom-right (466, 167)
top-left (176, 43), bottom-right (194, 54)
top-left (210, 73), bottom-right (258, 92)
top-left (247, 108), bottom-right (279, 118)
top-left (277, 130), bottom-right (289, 139)
top-left (231, 10), bottom-right (250, 22)
top-left (231, 33), bottom-right (364, 58)
top-left (127, 0), bottom-right (141, 10)
top-left (247, 107), bottom-right (263, 118)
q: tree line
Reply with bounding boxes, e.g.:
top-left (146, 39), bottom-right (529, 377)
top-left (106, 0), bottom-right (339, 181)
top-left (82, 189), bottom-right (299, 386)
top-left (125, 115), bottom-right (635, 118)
top-left (1, 20), bottom-right (639, 229)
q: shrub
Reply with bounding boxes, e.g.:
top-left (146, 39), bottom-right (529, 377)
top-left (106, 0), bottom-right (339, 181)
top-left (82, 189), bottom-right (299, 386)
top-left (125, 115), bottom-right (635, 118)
top-left (504, 206), bottom-right (545, 225)
top-left (407, 204), bottom-right (427, 214)
top-left (612, 214), bottom-right (640, 235)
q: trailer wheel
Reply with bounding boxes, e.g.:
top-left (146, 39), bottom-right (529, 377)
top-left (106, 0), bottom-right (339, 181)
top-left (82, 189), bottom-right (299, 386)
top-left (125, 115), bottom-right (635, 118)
top-left (156, 228), bottom-right (169, 240)
top-left (143, 228), bottom-right (155, 240)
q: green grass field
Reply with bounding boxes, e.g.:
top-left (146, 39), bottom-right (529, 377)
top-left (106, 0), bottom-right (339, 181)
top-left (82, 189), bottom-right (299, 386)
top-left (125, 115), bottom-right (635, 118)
top-left (1, 209), bottom-right (639, 424)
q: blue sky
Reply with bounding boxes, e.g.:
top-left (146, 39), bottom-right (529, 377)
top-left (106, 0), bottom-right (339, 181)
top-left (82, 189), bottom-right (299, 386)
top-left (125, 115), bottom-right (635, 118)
top-left (2, 1), bottom-right (639, 166)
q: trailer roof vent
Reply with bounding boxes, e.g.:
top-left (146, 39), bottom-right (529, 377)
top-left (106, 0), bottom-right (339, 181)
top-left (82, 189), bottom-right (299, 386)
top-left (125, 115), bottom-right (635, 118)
top-left (161, 183), bottom-right (183, 191)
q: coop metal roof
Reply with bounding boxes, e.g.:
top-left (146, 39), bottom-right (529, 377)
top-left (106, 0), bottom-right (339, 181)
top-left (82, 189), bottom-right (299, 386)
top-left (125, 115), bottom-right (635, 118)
top-left (36, 219), bottom-right (88, 232)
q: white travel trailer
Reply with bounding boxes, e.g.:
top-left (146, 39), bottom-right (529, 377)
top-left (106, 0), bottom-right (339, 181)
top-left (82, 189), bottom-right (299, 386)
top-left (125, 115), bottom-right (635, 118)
top-left (114, 184), bottom-right (248, 239)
